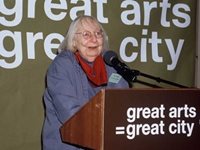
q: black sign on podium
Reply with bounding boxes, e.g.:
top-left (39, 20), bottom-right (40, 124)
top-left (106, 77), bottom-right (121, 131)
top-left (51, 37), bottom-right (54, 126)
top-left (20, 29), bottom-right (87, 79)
top-left (60, 89), bottom-right (200, 150)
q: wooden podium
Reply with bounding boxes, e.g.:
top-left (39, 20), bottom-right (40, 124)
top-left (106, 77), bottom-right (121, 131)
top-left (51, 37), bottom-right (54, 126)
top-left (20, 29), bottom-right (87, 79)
top-left (60, 89), bottom-right (200, 150)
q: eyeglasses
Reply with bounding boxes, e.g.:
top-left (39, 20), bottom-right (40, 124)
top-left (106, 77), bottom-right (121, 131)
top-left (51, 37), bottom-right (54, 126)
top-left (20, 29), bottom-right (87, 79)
top-left (75, 30), bottom-right (103, 40)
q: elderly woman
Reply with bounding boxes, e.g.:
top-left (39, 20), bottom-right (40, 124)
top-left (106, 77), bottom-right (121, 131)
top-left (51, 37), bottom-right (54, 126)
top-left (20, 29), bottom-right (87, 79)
top-left (42, 15), bottom-right (129, 150)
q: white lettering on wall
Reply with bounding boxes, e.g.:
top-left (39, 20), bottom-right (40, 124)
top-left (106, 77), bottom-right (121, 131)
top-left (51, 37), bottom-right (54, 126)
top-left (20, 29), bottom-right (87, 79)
top-left (0, 30), bottom-right (23, 68)
top-left (0, 0), bottom-right (193, 70)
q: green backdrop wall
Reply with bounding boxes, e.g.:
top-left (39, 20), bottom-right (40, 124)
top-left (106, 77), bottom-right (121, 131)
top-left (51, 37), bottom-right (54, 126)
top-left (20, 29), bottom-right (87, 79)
top-left (0, 0), bottom-right (197, 149)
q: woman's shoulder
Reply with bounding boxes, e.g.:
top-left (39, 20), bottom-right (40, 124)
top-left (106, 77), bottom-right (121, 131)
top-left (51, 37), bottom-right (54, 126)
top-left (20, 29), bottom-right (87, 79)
top-left (48, 50), bottom-right (77, 72)
top-left (52, 50), bottom-right (76, 65)
top-left (56, 50), bottom-right (74, 60)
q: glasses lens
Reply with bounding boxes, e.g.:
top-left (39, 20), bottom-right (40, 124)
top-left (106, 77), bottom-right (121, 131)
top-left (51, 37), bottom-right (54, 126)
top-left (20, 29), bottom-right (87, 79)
top-left (95, 31), bottom-right (103, 38)
top-left (82, 31), bottom-right (91, 39)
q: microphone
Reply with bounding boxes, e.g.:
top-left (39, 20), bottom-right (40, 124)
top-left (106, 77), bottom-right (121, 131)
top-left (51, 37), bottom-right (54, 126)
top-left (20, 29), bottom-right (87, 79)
top-left (103, 50), bottom-right (139, 82)
top-left (102, 50), bottom-right (189, 88)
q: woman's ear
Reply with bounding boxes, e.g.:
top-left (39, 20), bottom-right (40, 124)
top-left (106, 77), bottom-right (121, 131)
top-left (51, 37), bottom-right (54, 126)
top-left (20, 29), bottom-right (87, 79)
top-left (73, 40), bottom-right (76, 49)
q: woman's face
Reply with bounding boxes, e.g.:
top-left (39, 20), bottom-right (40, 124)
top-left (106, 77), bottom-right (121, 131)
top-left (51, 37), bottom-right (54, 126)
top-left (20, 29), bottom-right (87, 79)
top-left (74, 20), bottom-right (104, 62)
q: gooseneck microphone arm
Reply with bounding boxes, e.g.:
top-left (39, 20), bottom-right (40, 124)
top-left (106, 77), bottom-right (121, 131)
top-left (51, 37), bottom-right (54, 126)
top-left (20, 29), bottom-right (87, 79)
top-left (132, 68), bottom-right (188, 88)
top-left (103, 50), bottom-right (189, 88)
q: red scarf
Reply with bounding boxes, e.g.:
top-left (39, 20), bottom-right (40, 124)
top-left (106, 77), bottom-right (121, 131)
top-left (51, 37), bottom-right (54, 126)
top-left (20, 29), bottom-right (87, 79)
top-left (75, 52), bottom-right (108, 86)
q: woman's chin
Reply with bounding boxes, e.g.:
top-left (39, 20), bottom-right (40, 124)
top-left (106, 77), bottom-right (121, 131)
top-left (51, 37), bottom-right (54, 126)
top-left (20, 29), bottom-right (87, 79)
top-left (86, 56), bottom-right (97, 62)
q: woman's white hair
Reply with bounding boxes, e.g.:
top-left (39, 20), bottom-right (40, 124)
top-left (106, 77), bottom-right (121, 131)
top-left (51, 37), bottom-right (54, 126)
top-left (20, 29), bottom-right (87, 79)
top-left (58, 15), bottom-right (109, 53)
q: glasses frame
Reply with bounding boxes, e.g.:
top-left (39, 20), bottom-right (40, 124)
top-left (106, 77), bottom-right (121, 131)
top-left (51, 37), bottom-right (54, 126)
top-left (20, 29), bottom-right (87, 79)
top-left (75, 30), bottom-right (104, 40)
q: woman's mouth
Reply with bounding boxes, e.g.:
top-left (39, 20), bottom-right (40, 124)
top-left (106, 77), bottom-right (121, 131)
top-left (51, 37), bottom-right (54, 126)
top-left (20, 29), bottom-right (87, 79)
top-left (88, 46), bottom-right (98, 50)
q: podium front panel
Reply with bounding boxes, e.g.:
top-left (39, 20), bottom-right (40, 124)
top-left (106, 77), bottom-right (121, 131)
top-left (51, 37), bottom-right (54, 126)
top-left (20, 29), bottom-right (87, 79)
top-left (103, 89), bottom-right (200, 150)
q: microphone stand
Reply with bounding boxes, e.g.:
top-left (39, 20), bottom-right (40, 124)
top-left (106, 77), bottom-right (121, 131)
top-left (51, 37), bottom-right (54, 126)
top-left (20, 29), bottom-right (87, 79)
top-left (112, 61), bottom-right (189, 88)
top-left (103, 50), bottom-right (189, 88)
top-left (127, 69), bottom-right (189, 88)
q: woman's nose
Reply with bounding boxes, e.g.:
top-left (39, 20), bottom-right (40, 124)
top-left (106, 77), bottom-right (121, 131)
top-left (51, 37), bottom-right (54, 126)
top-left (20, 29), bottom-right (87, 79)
top-left (90, 33), bottom-right (98, 42)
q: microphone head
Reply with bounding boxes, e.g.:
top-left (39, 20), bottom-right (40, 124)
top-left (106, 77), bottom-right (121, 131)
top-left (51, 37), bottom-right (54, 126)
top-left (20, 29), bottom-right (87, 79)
top-left (102, 50), bottom-right (118, 66)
